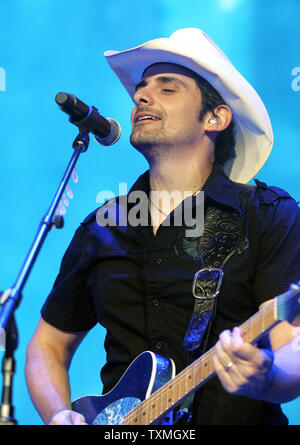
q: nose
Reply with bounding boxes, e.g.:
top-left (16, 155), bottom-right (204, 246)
top-left (133, 85), bottom-right (155, 106)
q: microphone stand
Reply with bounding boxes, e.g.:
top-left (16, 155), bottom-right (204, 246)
top-left (0, 305), bottom-right (18, 425)
top-left (0, 129), bottom-right (90, 425)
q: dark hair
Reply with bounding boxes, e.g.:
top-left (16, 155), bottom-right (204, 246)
top-left (194, 75), bottom-right (236, 166)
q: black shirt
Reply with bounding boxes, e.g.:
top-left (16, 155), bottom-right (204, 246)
top-left (41, 164), bottom-right (300, 425)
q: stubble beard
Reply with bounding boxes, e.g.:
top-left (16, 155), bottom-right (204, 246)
top-left (130, 123), bottom-right (173, 159)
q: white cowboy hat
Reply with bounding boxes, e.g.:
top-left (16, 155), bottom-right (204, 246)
top-left (104, 28), bottom-right (273, 183)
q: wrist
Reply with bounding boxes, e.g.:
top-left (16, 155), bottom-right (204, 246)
top-left (47, 407), bottom-right (71, 425)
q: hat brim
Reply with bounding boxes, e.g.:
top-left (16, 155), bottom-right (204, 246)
top-left (104, 30), bottom-right (273, 183)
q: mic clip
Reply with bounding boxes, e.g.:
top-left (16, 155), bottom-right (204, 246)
top-left (72, 128), bottom-right (90, 153)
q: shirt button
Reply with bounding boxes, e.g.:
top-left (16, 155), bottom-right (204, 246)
top-left (155, 342), bottom-right (162, 350)
top-left (153, 299), bottom-right (159, 306)
top-left (155, 258), bottom-right (162, 264)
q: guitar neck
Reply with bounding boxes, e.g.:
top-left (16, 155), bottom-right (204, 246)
top-left (124, 299), bottom-right (279, 425)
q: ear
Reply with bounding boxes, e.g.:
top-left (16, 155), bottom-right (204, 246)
top-left (204, 105), bottom-right (232, 133)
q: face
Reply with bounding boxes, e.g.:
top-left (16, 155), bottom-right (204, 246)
top-left (130, 63), bottom-right (204, 158)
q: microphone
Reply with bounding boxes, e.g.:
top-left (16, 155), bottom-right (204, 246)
top-left (55, 92), bottom-right (121, 146)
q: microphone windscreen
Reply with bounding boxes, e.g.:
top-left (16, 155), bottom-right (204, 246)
top-left (94, 118), bottom-right (121, 146)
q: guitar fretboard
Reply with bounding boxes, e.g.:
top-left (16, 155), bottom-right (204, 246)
top-left (124, 299), bottom-right (277, 425)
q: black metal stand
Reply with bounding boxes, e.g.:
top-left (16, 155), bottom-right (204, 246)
top-left (0, 129), bottom-right (90, 425)
top-left (0, 306), bottom-right (19, 425)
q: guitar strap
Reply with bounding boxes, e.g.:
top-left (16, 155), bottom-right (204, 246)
top-left (176, 184), bottom-right (256, 423)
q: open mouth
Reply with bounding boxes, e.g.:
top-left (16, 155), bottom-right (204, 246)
top-left (134, 112), bottom-right (161, 124)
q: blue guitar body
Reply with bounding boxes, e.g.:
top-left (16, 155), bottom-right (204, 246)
top-left (72, 284), bottom-right (300, 425)
top-left (72, 351), bottom-right (175, 425)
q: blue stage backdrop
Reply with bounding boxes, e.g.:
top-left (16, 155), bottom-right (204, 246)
top-left (0, 0), bottom-right (299, 425)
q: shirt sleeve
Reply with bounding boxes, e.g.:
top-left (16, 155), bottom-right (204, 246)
top-left (41, 220), bottom-right (98, 332)
top-left (251, 184), bottom-right (300, 306)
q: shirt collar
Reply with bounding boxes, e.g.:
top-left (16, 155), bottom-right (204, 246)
top-left (128, 163), bottom-right (242, 214)
top-left (201, 164), bottom-right (242, 213)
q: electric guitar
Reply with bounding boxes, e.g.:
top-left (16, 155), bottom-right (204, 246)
top-left (72, 283), bottom-right (300, 425)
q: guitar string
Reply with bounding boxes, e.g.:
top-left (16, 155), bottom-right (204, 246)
top-left (124, 303), bottom-right (275, 425)
top-left (126, 325), bottom-right (245, 424)
top-left (124, 307), bottom-right (270, 425)
top-left (125, 347), bottom-right (216, 425)
top-left (125, 307), bottom-right (271, 425)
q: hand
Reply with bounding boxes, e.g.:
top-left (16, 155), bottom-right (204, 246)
top-left (213, 327), bottom-right (275, 399)
top-left (48, 409), bottom-right (88, 425)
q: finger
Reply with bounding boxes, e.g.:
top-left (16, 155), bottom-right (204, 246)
top-left (232, 341), bottom-right (265, 365)
top-left (218, 329), bottom-right (233, 348)
top-left (230, 327), bottom-right (266, 365)
top-left (69, 411), bottom-right (88, 425)
top-left (216, 330), bottom-right (237, 367)
top-left (218, 329), bottom-right (233, 357)
top-left (215, 331), bottom-right (248, 381)
top-left (214, 349), bottom-right (253, 396)
top-left (231, 328), bottom-right (255, 359)
top-left (231, 327), bottom-right (244, 348)
top-left (215, 338), bottom-right (233, 370)
top-left (213, 353), bottom-right (238, 393)
top-left (234, 347), bottom-right (274, 372)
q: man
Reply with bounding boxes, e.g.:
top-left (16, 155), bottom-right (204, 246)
top-left (25, 28), bottom-right (300, 425)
